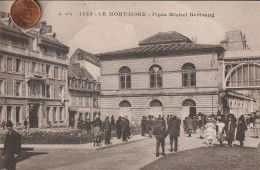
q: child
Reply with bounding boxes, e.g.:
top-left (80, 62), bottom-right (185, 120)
top-left (206, 117), bottom-right (215, 145)
top-left (93, 124), bottom-right (101, 146)
top-left (216, 116), bottom-right (226, 146)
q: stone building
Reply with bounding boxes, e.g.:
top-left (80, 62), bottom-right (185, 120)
top-left (219, 30), bottom-right (259, 117)
top-left (68, 49), bottom-right (101, 127)
top-left (0, 13), bottom-right (70, 128)
top-left (97, 31), bottom-right (225, 122)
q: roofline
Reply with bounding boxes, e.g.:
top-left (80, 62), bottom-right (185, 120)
top-left (97, 46), bottom-right (225, 61)
top-left (71, 48), bottom-right (101, 67)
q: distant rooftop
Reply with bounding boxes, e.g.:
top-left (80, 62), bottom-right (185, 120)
top-left (70, 48), bottom-right (101, 67)
top-left (68, 63), bottom-right (95, 81)
top-left (139, 31), bottom-right (193, 46)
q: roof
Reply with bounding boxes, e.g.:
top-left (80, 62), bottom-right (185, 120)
top-left (139, 31), bottom-right (192, 46)
top-left (70, 48), bottom-right (101, 67)
top-left (97, 43), bottom-right (225, 60)
top-left (68, 63), bottom-right (95, 81)
top-left (38, 36), bottom-right (69, 53)
top-left (97, 31), bottom-right (225, 60)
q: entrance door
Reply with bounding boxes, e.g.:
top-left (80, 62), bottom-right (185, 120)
top-left (69, 111), bottom-right (76, 127)
top-left (190, 107), bottom-right (196, 118)
top-left (29, 104), bottom-right (39, 128)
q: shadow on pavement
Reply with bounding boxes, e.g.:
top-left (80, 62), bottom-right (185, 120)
top-left (140, 145), bottom-right (259, 170)
top-left (0, 147), bottom-right (48, 168)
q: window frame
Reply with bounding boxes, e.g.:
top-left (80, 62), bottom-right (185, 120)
top-left (149, 65), bottom-right (163, 89)
top-left (119, 66), bottom-right (131, 89)
top-left (182, 63), bottom-right (196, 88)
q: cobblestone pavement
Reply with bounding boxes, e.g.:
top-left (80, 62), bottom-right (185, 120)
top-left (2, 128), bottom-right (259, 170)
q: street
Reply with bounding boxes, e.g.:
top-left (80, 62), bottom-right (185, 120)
top-left (12, 130), bottom-right (260, 170)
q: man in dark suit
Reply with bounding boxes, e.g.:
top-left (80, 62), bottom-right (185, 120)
top-left (168, 116), bottom-right (180, 152)
top-left (2, 120), bottom-right (21, 170)
top-left (103, 117), bottom-right (111, 145)
top-left (153, 119), bottom-right (168, 157)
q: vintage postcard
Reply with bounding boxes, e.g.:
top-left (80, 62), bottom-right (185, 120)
top-left (0, 1), bottom-right (260, 170)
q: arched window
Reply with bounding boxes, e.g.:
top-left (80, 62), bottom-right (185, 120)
top-left (182, 63), bottom-right (196, 87)
top-left (119, 66), bottom-right (131, 89)
top-left (150, 99), bottom-right (163, 107)
top-left (182, 99), bottom-right (196, 106)
top-left (150, 65), bottom-right (162, 88)
top-left (119, 100), bottom-right (131, 107)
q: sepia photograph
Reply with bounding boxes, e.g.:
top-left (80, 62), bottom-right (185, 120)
top-left (0, 1), bottom-right (260, 169)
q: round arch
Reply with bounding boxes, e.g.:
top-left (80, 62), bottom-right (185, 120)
top-left (150, 99), bottom-right (163, 107)
top-left (182, 99), bottom-right (196, 106)
top-left (119, 100), bottom-right (131, 107)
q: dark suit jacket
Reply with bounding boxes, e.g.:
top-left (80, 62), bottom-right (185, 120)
top-left (168, 119), bottom-right (180, 137)
top-left (2, 130), bottom-right (21, 158)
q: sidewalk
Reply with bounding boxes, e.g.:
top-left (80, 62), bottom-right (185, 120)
top-left (0, 134), bottom-right (149, 150)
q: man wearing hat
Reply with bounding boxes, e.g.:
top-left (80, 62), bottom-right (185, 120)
top-left (153, 119), bottom-right (168, 157)
top-left (2, 120), bottom-right (21, 170)
top-left (103, 116), bottom-right (111, 145)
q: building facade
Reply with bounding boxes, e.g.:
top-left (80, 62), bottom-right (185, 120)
top-left (68, 49), bottom-right (101, 127)
top-left (0, 13), bottom-right (70, 128)
top-left (98, 31), bottom-right (225, 123)
top-left (219, 30), bottom-right (259, 117)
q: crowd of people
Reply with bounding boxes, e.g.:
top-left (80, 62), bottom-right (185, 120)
top-left (76, 115), bottom-right (132, 146)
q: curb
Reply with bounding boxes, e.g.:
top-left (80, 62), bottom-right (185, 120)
top-left (94, 137), bottom-right (150, 151)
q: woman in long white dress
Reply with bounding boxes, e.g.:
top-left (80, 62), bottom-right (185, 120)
top-left (206, 117), bottom-right (215, 145)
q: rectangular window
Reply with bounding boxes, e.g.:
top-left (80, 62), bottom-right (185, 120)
top-left (16, 59), bottom-right (21, 72)
top-left (15, 81), bottom-right (21, 96)
top-left (7, 106), bottom-right (12, 121)
top-left (47, 107), bottom-right (50, 121)
top-left (60, 107), bottom-right (63, 121)
top-left (46, 65), bottom-right (51, 77)
top-left (7, 57), bottom-right (12, 72)
top-left (46, 85), bottom-right (50, 98)
top-left (79, 98), bottom-right (83, 107)
top-left (32, 62), bottom-right (36, 73)
top-left (53, 107), bottom-right (57, 121)
top-left (182, 73), bottom-right (188, 87)
top-left (85, 97), bottom-right (89, 107)
top-left (54, 66), bottom-right (58, 79)
top-left (16, 107), bottom-right (20, 123)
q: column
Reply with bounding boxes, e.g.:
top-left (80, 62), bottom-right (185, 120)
top-left (57, 107), bottom-right (60, 127)
top-left (2, 106), bottom-right (7, 121)
top-left (11, 106), bottom-right (16, 128)
top-left (38, 105), bottom-right (43, 128)
top-left (50, 107), bottom-right (53, 125)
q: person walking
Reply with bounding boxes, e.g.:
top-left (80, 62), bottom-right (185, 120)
top-left (236, 115), bottom-right (248, 147)
top-left (216, 116), bottom-right (226, 146)
top-left (147, 116), bottom-right (154, 138)
top-left (153, 119), bottom-right (168, 157)
top-left (116, 116), bottom-right (122, 139)
top-left (125, 116), bottom-right (131, 139)
top-left (253, 116), bottom-right (260, 138)
top-left (103, 117), bottom-right (111, 145)
top-left (85, 119), bottom-right (92, 134)
top-left (225, 114), bottom-right (237, 146)
top-left (186, 116), bottom-right (193, 137)
top-left (24, 118), bottom-right (28, 130)
top-left (141, 116), bottom-right (147, 136)
top-left (168, 116), bottom-right (180, 152)
top-left (2, 120), bottom-right (6, 130)
top-left (120, 117), bottom-right (128, 141)
top-left (78, 116), bottom-right (84, 134)
top-left (192, 116), bottom-right (198, 134)
top-left (111, 115), bottom-right (115, 130)
top-left (93, 123), bottom-right (101, 146)
top-left (206, 117), bottom-right (215, 145)
top-left (2, 121), bottom-right (21, 170)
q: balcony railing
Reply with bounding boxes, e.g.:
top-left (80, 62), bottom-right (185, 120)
top-left (0, 43), bottom-right (69, 66)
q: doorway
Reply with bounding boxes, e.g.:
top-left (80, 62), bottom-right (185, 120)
top-left (29, 104), bottom-right (39, 128)
top-left (182, 99), bottom-right (196, 118)
top-left (69, 111), bottom-right (76, 127)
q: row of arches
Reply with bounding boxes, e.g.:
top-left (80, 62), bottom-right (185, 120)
top-left (119, 63), bottom-right (196, 89)
top-left (119, 99), bottom-right (196, 107)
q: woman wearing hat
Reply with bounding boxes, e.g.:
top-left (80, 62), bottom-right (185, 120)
top-left (206, 117), bottom-right (215, 145)
top-left (224, 114), bottom-right (237, 146)
top-left (236, 115), bottom-right (248, 147)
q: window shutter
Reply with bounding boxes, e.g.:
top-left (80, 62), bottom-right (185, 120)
top-left (4, 80), bottom-right (7, 95)
top-left (13, 58), bottom-right (16, 72)
top-left (29, 61), bottom-right (32, 74)
top-left (13, 80), bottom-right (16, 96)
top-left (22, 82), bottom-right (25, 96)
top-left (22, 60), bottom-right (25, 74)
top-left (42, 64), bottom-right (46, 75)
top-left (51, 65), bottom-right (54, 78)
top-left (3, 56), bottom-right (7, 71)
top-left (51, 85), bottom-right (54, 98)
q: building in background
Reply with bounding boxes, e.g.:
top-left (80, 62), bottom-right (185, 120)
top-left (219, 30), bottom-right (259, 117)
top-left (98, 31), bottom-right (225, 123)
top-left (68, 49), bottom-right (101, 127)
top-left (0, 12), bottom-right (70, 128)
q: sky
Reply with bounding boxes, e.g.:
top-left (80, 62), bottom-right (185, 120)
top-left (1, 1), bottom-right (260, 56)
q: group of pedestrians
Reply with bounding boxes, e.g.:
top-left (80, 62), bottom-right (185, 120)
top-left (115, 116), bottom-right (131, 141)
